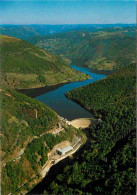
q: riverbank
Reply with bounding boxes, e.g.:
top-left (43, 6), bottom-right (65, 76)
top-left (17, 66), bottom-right (110, 99)
top-left (72, 64), bottom-right (114, 75)
top-left (33, 65), bottom-right (106, 120)
top-left (27, 127), bottom-right (92, 195)
top-left (88, 68), bottom-right (114, 76)
top-left (17, 82), bottom-right (70, 98)
top-left (24, 135), bottom-right (85, 195)
top-left (26, 65), bottom-right (106, 194)
top-left (40, 138), bottom-right (82, 178)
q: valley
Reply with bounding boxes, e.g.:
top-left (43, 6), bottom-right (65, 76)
top-left (27, 63), bottom-right (135, 195)
top-left (1, 24), bottom-right (136, 195)
top-left (35, 65), bottom-right (106, 120)
top-left (1, 88), bottom-right (87, 194)
top-left (28, 27), bottom-right (136, 71)
top-left (0, 35), bottom-right (89, 90)
top-left (1, 57), bottom-right (106, 194)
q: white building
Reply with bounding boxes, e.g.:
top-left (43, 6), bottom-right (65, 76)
top-left (56, 146), bottom-right (73, 155)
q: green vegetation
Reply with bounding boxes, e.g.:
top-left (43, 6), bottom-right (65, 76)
top-left (0, 35), bottom-right (89, 89)
top-left (66, 63), bottom-right (135, 114)
top-left (1, 88), bottom-right (58, 194)
top-left (1, 26), bottom-right (136, 195)
top-left (1, 24), bottom-right (135, 40)
top-left (46, 131), bottom-right (135, 195)
top-left (1, 88), bottom-right (58, 153)
top-left (41, 64), bottom-right (136, 194)
top-left (1, 88), bottom-right (83, 194)
top-left (28, 27), bottom-right (136, 71)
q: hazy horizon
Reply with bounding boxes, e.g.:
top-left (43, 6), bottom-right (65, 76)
top-left (0, 23), bottom-right (136, 25)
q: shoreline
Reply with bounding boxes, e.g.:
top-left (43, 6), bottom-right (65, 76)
top-left (40, 138), bottom-right (82, 178)
top-left (72, 63), bottom-right (114, 75)
top-left (17, 68), bottom-right (109, 99)
top-left (88, 68), bottom-right (114, 75)
top-left (17, 82), bottom-right (70, 98)
top-left (65, 94), bottom-right (98, 119)
top-left (27, 126), bottom-right (93, 195)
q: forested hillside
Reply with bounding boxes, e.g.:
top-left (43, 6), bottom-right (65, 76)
top-left (66, 63), bottom-right (136, 116)
top-left (0, 24), bottom-right (135, 40)
top-left (28, 27), bottom-right (136, 71)
top-left (43, 64), bottom-right (136, 194)
top-left (1, 24), bottom-right (136, 195)
top-left (1, 89), bottom-right (82, 194)
top-left (1, 88), bottom-right (58, 193)
top-left (0, 35), bottom-right (88, 89)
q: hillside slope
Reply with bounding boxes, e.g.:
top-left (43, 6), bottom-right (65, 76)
top-left (45, 64), bottom-right (136, 194)
top-left (1, 88), bottom-right (57, 194)
top-left (0, 24), bottom-right (135, 40)
top-left (1, 88), bottom-right (83, 194)
top-left (28, 27), bottom-right (136, 71)
top-left (66, 63), bottom-right (136, 114)
top-left (0, 35), bottom-right (88, 89)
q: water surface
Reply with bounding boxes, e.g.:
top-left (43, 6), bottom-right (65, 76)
top-left (29, 66), bottom-right (106, 194)
top-left (35, 65), bottom-right (106, 120)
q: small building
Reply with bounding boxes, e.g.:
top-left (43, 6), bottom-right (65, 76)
top-left (56, 146), bottom-right (73, 156)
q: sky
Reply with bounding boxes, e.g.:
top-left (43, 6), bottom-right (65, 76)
top-left (0, 0), bottom-right (136, 25)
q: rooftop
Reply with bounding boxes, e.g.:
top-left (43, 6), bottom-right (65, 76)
top-left (57, 145), bottom-right (73, 154)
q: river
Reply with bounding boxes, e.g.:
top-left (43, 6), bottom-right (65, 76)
top-left (35, 65), bottom-right (106, 120)
top-left (28, 65), bottom-right (106, 194)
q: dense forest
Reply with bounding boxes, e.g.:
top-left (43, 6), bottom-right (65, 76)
top-left (1, 24), bottom-right (136, 195)
top-left (28, 27), bottom-right (136, 71)
top-left (0, 35), bottom-right (88, 89)
top-left (41, 64), bottom-right (136, 194)
top-left (1, 88), bottom-right (83, 194)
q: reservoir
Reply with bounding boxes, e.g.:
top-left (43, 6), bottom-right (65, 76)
top-left (35, 65), bottom-right (106, 120)
top-left (28, 66), bottom-right (106, 194)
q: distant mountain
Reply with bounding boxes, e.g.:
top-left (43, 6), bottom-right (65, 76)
top-left (0, 24), bottom-right (135, 40)
top-left (0, 35), bottom-right (88, 89)
top-left (28, 27), bottom-right (136, 71)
